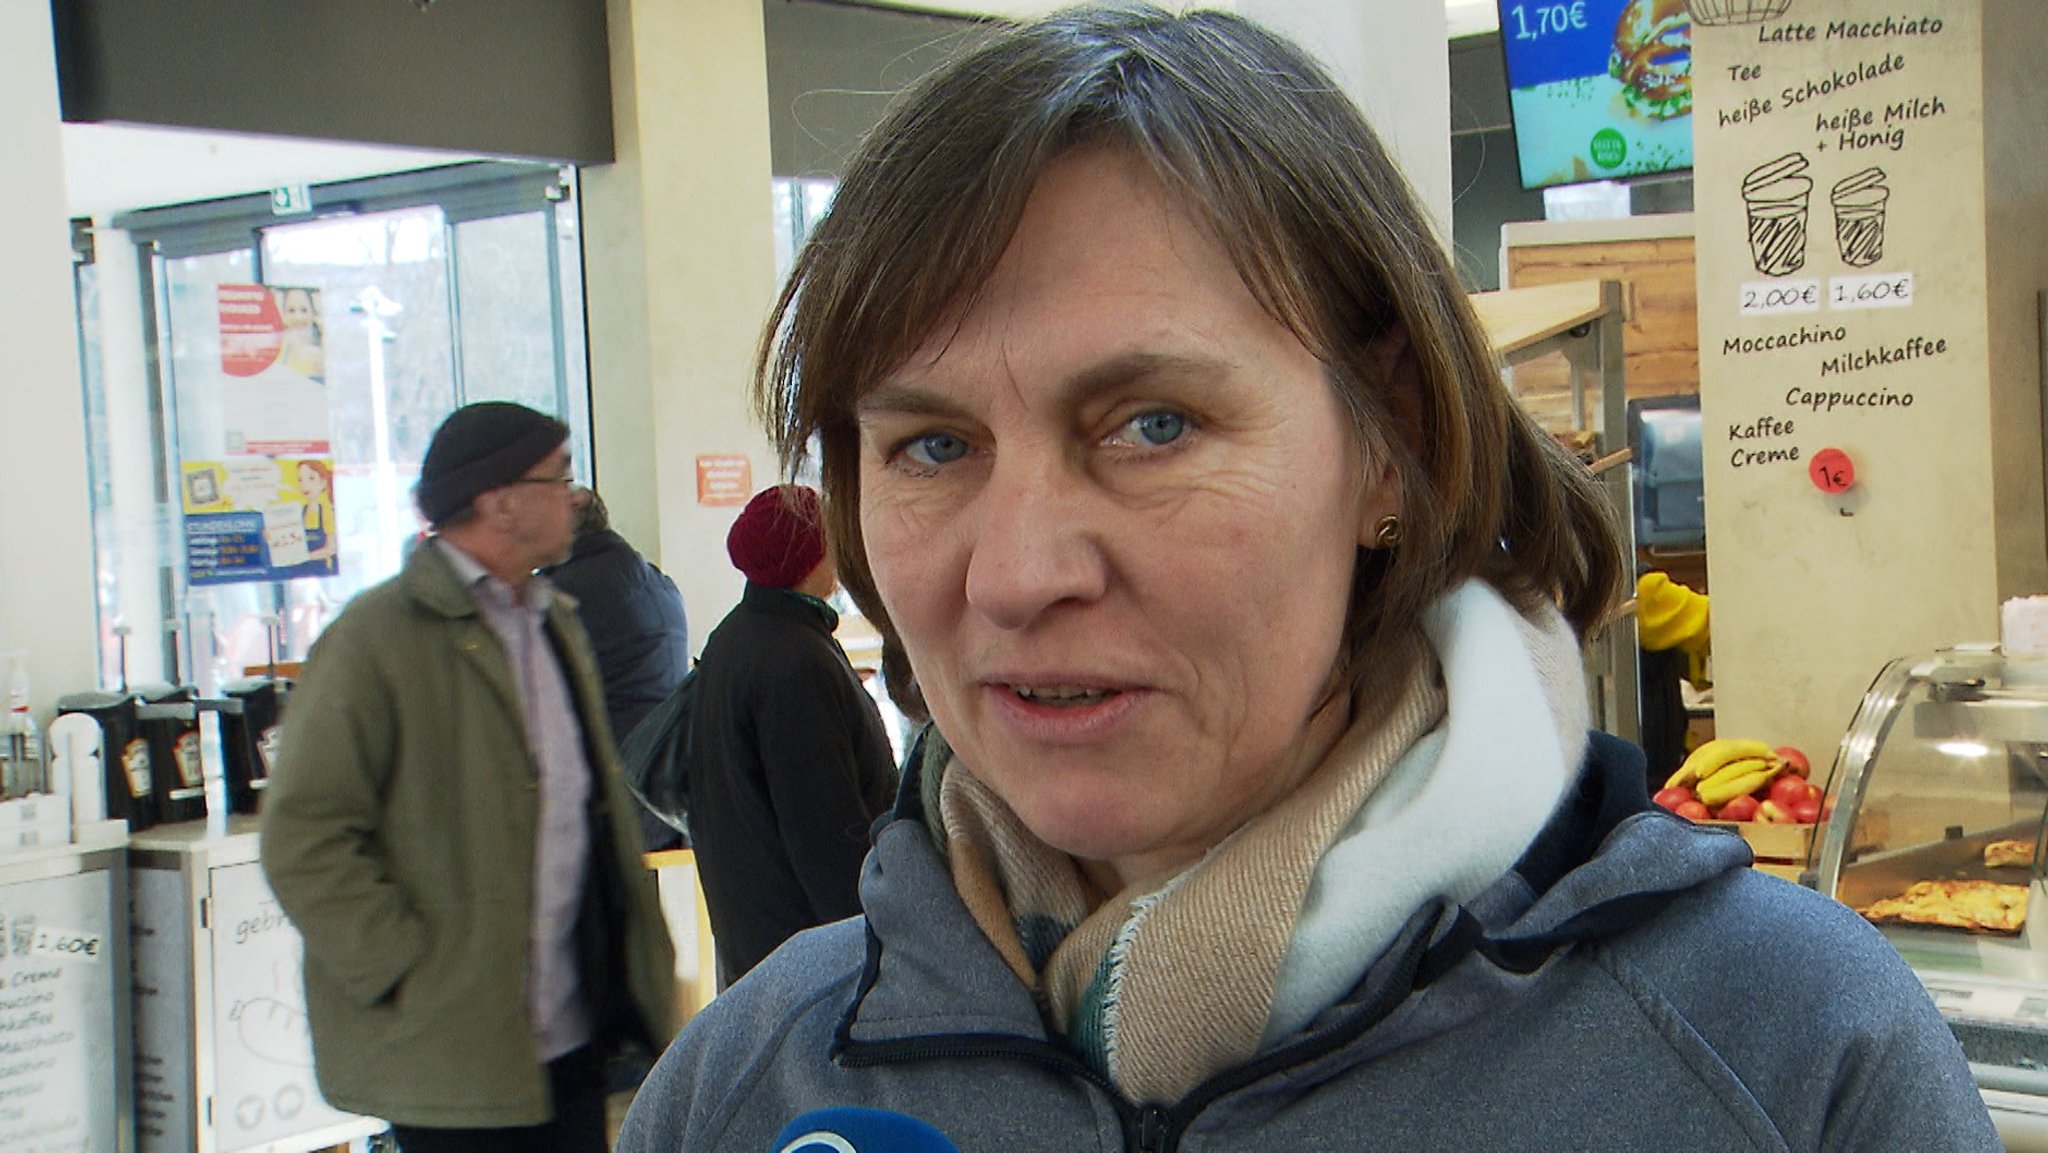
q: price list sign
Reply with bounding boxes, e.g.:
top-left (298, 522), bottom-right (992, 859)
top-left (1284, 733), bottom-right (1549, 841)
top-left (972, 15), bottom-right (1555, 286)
top-left (0, 872), bottom-right (119, 1153)
top-left (1697, 2), bottom-right (1965, 479)
top-left (1685, 0), bottom-right (2040, 773)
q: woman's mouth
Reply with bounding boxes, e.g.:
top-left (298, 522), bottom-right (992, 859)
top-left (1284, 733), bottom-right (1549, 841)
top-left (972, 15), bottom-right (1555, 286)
top-left (1008, 684), bottom-right (1119, 707)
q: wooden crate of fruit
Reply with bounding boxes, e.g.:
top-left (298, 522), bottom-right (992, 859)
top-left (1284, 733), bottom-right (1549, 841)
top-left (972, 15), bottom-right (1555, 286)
top-left (1655, 738), bottom-right (1821, 881)
top-left (1700, 820), bottom-right (1816, 881)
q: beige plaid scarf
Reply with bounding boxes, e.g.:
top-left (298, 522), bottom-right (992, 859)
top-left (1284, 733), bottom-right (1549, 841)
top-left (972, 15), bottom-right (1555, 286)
top-left (937, 664), bottom-right (1444, 1104)
top-left (931, 580), bottom-right (1585, 1104)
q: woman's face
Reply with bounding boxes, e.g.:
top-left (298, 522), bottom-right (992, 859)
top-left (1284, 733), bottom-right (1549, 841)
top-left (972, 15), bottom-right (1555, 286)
top-left (298, 464), bottom-right (326, 497)
top-left (281, 290), bottom-right (315, 331)
top-left (857, 148), bottom-right (1397, 889)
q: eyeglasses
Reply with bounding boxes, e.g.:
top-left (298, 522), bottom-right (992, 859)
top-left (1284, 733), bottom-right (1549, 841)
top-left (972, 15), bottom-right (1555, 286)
top-left (509, 473), bottom-right (576, 489)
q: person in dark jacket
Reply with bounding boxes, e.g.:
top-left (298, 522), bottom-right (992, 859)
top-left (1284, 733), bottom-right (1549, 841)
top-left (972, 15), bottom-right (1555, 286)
top-left (546, 488), bottom-right (691, 743)
top-left (686, 484), bottom-right (897, 985)
top-left (618, 8), bottom-right (1997, 1152)
top-left (544, 488), bottom-right (692, 851)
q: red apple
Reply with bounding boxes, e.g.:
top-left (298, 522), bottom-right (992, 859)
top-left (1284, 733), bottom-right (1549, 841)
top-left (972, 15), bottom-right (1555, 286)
top-left (1757, 800), bottom-right (1791, 823)
top-left (1790, 798), bottom-right (1822, 824)
top-left (1767, 774), bottom-right (1813, 811)
top-left (1774, 746), bottom-right (1812, 778)
top-left (1675, 800), bottom-right (1711, 821)
top-left (1653, 786), bottom-right (1697, 812)
top-left (1717, 794), bottom-right (1762, 822)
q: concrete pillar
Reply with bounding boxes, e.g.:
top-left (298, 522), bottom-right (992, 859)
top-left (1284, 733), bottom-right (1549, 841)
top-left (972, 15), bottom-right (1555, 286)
top-left (0, 4), bottom-right (100, 715)
top-left (581, 0), bottom-right (781, 643)
top-left (1236, 0), bottom-right (1452, 236)
top-left (1692, 0), bottom-right (2048, 756)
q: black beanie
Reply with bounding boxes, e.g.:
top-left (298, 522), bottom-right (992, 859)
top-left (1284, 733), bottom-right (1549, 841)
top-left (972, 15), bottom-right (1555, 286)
top-left (415, 402), bottom-right (569, 525)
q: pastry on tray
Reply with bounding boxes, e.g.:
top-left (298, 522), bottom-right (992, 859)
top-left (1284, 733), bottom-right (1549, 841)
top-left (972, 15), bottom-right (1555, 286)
top-left (1857, 880), bottom-right (2029, 935)
top-left (1985, 839), bottom-right (2037, 870)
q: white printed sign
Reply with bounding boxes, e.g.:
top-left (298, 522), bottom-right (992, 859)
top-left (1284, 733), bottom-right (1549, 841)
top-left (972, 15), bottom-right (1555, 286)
top-left (0, 870), bottom-right (119, 1153)
top-left (208, 863), bottom-right (360, 1152)
top-left (261, 504), bottom-right (310, 569)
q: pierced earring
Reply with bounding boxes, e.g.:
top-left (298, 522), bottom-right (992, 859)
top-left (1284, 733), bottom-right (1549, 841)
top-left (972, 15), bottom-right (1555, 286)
top-left (1374, 514), bottom-right (1403, 549)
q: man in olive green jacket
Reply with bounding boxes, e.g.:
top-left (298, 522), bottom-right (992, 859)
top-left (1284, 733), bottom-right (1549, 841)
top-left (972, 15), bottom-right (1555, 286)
top-left (260, 403), bottom-right (676, 1152)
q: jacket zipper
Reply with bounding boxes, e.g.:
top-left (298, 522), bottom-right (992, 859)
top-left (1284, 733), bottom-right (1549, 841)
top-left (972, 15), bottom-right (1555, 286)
top-left (1134, 1105), bottom-right (1172, 1153)
top-left (838, 1034), bottom-right (1185, 1152)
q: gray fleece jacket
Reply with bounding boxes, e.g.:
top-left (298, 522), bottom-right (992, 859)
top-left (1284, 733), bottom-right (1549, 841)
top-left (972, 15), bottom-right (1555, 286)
top-left (619, 733), bottom-right (1998, 1152)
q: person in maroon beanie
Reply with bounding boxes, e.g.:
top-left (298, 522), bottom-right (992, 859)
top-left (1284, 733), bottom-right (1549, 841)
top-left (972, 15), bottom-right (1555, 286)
top-left (684, 484), bottom-right (898, 986)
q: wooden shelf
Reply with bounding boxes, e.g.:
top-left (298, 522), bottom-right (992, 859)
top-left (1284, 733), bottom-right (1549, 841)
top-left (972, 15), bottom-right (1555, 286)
top-left (1468, 280), bottom-right (1611, 362)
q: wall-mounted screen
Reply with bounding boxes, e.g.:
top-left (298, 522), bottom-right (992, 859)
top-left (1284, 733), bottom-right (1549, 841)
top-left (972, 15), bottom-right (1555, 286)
top-left (1496, 0), bottom-right (1693, 189)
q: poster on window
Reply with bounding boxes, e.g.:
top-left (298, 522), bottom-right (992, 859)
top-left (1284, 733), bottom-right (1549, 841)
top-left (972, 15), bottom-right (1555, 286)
top-left (216, 284), bottom-right (330, 457)
top-left (180, 458), bottom-right (340, 585)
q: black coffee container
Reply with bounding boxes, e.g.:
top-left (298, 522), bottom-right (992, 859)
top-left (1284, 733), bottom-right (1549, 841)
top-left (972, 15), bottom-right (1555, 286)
top-left (220, 677), bottom-right (290, 815)
top-left (56, 690), bottom-right (157, 832)
top-left (136, 684), bottom-right (206, 825)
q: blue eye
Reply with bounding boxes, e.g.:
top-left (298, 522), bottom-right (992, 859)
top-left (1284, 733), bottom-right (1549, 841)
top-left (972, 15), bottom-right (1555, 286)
top-left (1124, 411), bottom-right (1187, 447)
top-left (903, 433), bottom-right (970, 468)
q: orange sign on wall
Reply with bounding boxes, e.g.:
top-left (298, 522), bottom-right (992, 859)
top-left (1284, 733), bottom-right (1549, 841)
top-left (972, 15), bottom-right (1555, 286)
top-left (696, 454), bottom-right (753, 507)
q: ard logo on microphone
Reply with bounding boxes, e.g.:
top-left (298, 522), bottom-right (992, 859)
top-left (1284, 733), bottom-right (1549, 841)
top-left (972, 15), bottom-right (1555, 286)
top-left (772, 1106), bottom-right (961, 1153)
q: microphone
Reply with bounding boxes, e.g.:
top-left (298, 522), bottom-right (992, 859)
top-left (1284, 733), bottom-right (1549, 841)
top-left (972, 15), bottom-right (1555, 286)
top-left (771, 1107), bottom-right (962, 1153)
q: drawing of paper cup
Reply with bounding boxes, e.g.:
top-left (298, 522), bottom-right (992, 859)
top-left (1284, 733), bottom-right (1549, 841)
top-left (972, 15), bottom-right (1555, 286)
top-left (1831, 168), bottom-right (1890, 268)
top-left (1689, 0), bottom-right (1795, 27)
top-left (1742, 153), bottom-right (1813, 277)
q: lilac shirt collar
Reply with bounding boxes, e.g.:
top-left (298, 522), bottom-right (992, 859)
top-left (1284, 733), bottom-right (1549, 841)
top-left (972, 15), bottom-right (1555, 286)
top-left (430, 536), bottom-right (594, 1060)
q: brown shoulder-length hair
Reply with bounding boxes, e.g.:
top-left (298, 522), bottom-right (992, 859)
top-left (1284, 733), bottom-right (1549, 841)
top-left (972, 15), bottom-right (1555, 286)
top-left (757, 4), bottom-right (1624, 722)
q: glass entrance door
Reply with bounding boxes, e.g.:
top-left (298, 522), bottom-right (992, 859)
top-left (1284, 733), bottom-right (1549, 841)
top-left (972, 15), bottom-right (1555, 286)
top-left (89, 162), bottom-right (590, 693)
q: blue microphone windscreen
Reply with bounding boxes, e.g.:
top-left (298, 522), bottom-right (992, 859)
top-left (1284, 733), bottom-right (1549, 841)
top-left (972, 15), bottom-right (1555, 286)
top-left (771, 1106), bottom-right (961, 1153)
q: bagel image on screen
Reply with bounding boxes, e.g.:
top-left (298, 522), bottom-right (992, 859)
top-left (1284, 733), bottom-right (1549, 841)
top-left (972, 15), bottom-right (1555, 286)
top-left (1496, 0), bottom-right (1693, 189)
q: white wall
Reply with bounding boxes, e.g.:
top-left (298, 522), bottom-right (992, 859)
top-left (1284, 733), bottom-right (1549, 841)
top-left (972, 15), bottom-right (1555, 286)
top-left (890, 0), bottom-right (1456, 233)
top-left (1238, 0), bottom-right (1452, 237)
top-left (63, 124), bottom-right (468, 219)
top-left (0, 3), bottom-right (99, 718)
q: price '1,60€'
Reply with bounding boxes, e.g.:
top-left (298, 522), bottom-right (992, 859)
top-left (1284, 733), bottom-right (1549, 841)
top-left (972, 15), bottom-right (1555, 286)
top-left (1829, 271), bottom-right (1914, 311)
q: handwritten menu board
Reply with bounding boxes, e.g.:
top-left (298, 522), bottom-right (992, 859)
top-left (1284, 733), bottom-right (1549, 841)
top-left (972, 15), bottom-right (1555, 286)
top-left (0, 870), bottom-right (119, 1153)
top-left (1689, 1), bottom-right (2039, 760)
top-left (1697, 3), bottom-right (1963, 478)
top-left (206, 863), bottom-right (358, 1152)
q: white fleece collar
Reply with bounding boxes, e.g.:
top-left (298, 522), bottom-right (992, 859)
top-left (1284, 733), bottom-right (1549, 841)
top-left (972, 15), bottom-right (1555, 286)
top-left (1262, 578), bottom-right (1588, 1044)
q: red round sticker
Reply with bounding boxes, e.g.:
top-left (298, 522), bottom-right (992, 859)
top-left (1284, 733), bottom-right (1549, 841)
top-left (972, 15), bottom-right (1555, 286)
top-left (1809, 448), bottom-right (1855, 494)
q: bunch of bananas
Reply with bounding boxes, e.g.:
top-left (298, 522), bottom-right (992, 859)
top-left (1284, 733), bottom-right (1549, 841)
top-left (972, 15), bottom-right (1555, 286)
top-left (1664, 738), bottom-right (1787, 809)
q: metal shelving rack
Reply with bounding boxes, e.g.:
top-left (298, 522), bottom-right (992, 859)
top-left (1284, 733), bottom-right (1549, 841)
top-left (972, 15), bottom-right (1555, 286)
top-left (1469, 278), bottom-right (1640, 744)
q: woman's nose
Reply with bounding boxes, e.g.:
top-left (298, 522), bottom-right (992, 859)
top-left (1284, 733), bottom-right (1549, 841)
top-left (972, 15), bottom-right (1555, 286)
top-left (962, 455), bottom-right (1109, 630)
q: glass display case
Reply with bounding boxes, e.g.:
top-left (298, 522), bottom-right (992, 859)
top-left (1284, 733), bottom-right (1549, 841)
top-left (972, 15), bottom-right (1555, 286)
top-left (1814, 644), bottom-right (2048, 1143)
